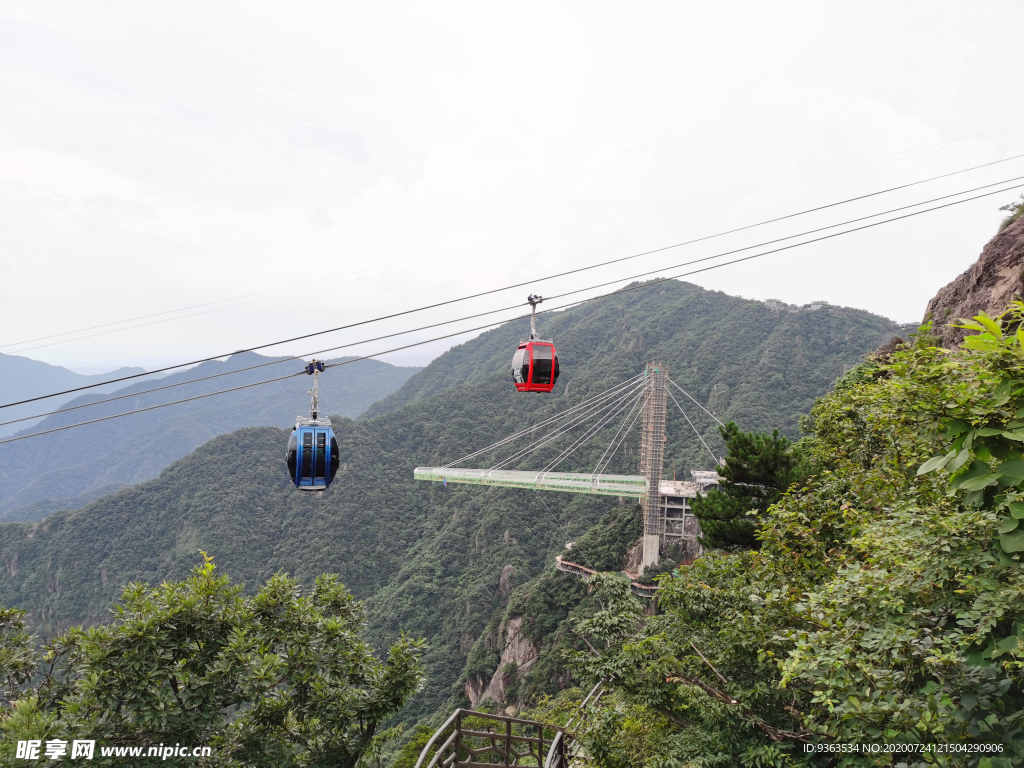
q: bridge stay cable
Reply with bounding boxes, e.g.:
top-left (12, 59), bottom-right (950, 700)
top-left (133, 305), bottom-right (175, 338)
top-left (442, 374), bottom-right (645, 468)
top-left (667, 387), bottom-right (720, 464)
top-left (669, 377), bottom-right (726, 426)
top-left (541, 387), bottom-right (645, 473)
top-left (491, 387), bottom-right (642, 472)
top-left (491, 383), bottom-right (644, 472)
top-left (593, 390), bottom-right (648, 478)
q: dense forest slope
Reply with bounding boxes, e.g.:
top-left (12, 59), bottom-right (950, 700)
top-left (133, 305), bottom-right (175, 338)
top-left (0, 352), bottom-right (146, 437)
top-left (0, 354), bottom-right (420, 519)
top-left (368, 281), bottom-right (900, 444)
top-left (0, 279), bottom-right (902, 720)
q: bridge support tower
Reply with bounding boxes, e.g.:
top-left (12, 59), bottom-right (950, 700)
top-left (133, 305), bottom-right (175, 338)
top-left (640, 361), bottom-right (667, 569)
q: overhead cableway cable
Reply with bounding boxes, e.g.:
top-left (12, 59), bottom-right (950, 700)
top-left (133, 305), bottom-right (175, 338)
top-left (8, 144), bottom-right (1024, 353)
top-left (531, 177), bottom-right (1024, 311)
top-left (7, 158), bottom-right (1024, 410)
top-left (4, 177), bottom-right (1024, 444)
top-left (0, 299), bottom-right (581, 431)
top-left (19, 169), bottom-right (1013, 429)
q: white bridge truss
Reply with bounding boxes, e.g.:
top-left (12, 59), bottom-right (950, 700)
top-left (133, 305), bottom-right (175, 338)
top-left (413, 467), bottom-right (646, 497)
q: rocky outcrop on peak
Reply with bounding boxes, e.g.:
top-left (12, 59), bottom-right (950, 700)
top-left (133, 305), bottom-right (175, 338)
top-left (924, 216), bottom-right (1024, 348)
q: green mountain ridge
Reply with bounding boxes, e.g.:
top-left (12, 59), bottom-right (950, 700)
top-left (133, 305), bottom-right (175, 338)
top-left (0, 353), bottom-right (420, 519)
top-left (0, 279), bottom-right (902, 723)
top-left (0, 352), bottom-right (147, 438)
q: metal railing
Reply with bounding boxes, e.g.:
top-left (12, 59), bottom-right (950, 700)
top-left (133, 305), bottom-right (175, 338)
top-left (414, 709), bottom-right (568, 768)
top-left (543, 681), bottom-right (604, 767)
top-left (554, 555), bottom-right (659, 599)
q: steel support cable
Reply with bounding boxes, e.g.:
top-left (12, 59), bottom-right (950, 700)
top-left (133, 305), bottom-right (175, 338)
top-left (442, 374), bottom-right (646, 468)
top-left (0, 323), bottom-right (590, 446)
top-left (667, 388), bottom-right (719, 464)
top-left (533, 488), bottom-right (597, 571)
top-left (668, 378), bottom-right (726, 427)
top-left (591, 389), bottom-right (646, 477)
top-left (540, 392), bottom-right (642, 475)
top-left (596, 391), bottom-right (649, 477)
top-left (0, 299), bottom-right (593, 431)
top-left (0, 372), bottom-right (305, 445)
top-left (491, 382), bottom-right (645, 471)
top-left (542, 387), bottom-right (646, 473)
top-left (8, 169), bottom-right (1024, 411)
top-left (8, 149), bottom-right (1024, 354)
top-left (536, 176), bottom-right (1024, 311)
top-left (2, 317), bottom-right (644, 448)
top-left (6, 180), bottom-right (1024, 444)
top-left (10, 174), bottom-right (1023, 426)
top-left (15, 166), bottom-right (1024, 359)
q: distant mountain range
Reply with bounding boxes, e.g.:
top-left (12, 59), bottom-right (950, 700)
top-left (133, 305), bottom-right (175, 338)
top-left (0, 353), bottom-right (148, 437)
top-left (0, 279), bottom-right (904, 721)
top-left (0, 353), bottom-right (420, 521)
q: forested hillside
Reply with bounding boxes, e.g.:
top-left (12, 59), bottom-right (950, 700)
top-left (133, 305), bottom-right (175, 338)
top-left (0, 354), bottom-right (420, 520)
top-left (0, 279), bottom-right (902, 723)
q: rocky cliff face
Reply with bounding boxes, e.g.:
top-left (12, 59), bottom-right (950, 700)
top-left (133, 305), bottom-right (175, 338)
top-left (464, 616), bottom-right (539, 709)
top-left (924, 216), bottom-right (1024, 347)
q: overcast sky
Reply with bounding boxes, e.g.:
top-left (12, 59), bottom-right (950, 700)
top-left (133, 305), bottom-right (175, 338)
top-left (2, 1), bottom-right (1024, 373)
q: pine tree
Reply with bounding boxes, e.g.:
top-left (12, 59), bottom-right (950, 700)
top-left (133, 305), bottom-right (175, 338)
top-left (690, 422), bottom-right (809, 550)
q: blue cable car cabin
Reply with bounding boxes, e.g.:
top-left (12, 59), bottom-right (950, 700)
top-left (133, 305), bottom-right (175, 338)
top-left (286, 418), bottom-right (340, 490)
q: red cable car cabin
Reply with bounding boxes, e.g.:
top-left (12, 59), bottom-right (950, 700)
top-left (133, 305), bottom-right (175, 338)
top-left (511, 341), bottom-right (559, 392)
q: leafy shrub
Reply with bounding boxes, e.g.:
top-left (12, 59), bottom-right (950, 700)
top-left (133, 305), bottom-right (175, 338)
top-left (566, 311), bottom-right (1024, 765)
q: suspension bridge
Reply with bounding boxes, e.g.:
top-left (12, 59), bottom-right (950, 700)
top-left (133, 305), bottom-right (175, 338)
top-left (415, 362), bottom-right (722, 569)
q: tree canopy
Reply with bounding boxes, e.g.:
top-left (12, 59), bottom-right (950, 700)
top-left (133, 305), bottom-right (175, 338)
top-left (689, 421), bottom-right (813, 550)
top-left (0, 555), bottom-right (424, 767)
top-left (566, 310), bottom-right (1024, 766)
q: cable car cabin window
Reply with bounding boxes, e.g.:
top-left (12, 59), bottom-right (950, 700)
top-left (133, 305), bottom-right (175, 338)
top-left (286, 435), bottom-right (297, 478)
top-left (330, 437), bottom-right (341, 482)
top-left (315, 431), bottom-right (327, 479)
top-left (511, 346), bottom-right (527, 384)
top-left (302, 431), bottom-right (313, 478)
top-left (530, 344), bottom-right (553, 385)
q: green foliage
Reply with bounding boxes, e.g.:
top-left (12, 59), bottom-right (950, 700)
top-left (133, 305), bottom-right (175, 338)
top-left (0, 556), bottom-right (424, 767)
top-left (456, 504), bottom-right (643, 711)
top-left (388, 724), bottom-right (436, 768)
top-left (690, 422), bottom-right (813, 551)
top-left (565, 311), bottom-right (1024, 765)
top-left (0, 608), bottom-right (34, 708)
top-left (564, 503), bottom-right (643, 573)
top-left (355, 725), bottom-right (404, 768)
